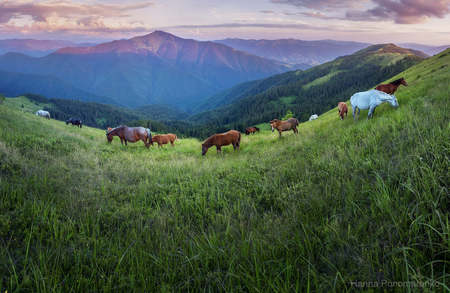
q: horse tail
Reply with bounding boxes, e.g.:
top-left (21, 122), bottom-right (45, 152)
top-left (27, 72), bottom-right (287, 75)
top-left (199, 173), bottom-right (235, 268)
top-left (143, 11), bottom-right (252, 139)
top-left (149, 133), bottom-right (152, 144)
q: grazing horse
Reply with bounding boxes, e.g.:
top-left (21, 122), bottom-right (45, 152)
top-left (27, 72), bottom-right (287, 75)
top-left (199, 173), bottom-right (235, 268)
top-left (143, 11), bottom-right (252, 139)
top-left (350, 89), bottom-right (399, 120)
top-left (36, 110), bottom-right (50, 119)
top-left (245, 127), bottom-right (260, 135)
top-left (66, 118), bottom-right (82, 128)
top-left (338, 102), bottom-right (348, 120)
top-left (151, 133), bottom-right (177, 147)
top-left (202, 130), bottom-right (241, 156)
top-left (375, 77), bottom-right (408, 94)
top-left (106, 126), bottom-right (152, 148)
top-left (309, 114), bottom-right (318, 121)
top-left (270, 118), bottom-right (299, 137)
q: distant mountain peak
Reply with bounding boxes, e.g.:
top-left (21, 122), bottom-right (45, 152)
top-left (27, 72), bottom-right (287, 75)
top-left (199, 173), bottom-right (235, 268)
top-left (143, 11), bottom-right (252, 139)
top-left (360, 43), bottom-right (428, 58)
top-left (134, 30), bottom-right (179, 41)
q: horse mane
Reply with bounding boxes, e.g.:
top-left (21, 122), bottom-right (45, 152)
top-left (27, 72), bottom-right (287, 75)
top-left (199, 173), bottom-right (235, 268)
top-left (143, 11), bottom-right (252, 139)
top-left (202, 135), bottom-right (215, 147)
top-left (106, 125), bottom-right (125, 135)
top-left (390, 78), bottom-right (404, 86)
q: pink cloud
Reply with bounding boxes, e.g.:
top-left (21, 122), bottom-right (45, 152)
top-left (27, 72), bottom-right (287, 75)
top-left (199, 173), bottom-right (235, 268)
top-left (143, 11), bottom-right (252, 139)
top-left (0, 0), bottom-right (152, 37)
top-left (366, 0), bottom-right (450, 24)
top-left (0, 1), bottom-right (153, 23)
top-left (272, 0), bottom-right (450, 24)
top-left (271, 0), bottom-right (361, 10)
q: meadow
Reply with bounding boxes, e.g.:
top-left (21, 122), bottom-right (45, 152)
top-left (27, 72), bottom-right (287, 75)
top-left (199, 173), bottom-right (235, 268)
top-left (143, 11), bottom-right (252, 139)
top-left (0, 50), bottom-right (448, 292)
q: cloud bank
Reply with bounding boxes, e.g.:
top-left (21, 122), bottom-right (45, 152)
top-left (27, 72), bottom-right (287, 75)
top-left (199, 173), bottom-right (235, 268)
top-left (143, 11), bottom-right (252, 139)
top-left (272, 0), bottom-right (450, 24)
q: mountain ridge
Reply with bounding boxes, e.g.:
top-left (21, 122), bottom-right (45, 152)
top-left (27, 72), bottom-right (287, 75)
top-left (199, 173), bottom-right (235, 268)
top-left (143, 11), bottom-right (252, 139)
top-left (0, 39), bottom-right (96, 57)
top-left (0, 31), bottom-right (290, 110)
top-left (215, 38), bottom-right (371, 66)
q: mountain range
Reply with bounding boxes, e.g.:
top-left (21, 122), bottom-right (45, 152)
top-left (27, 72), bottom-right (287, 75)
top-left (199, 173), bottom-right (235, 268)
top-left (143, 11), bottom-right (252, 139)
top-left (215, 38), bottom-right (371, 67)
top-left (0, 31), bottom-right (289, 110)
top-left (0, 39), bottom-right (95, 57)
top-left (400, 43), bottom-right (449, 56)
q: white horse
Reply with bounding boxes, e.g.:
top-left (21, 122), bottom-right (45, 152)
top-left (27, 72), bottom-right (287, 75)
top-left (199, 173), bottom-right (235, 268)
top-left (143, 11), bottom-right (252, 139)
top-left (350, 89), bottom-right (398, 120)
top-left (309, 114), bottom-right (319, 121)
top-left (36, 110), bottom-right (50, 119)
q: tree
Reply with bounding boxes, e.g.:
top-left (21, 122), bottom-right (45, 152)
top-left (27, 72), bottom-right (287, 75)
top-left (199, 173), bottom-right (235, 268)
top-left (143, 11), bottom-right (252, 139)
top-left (0, 94), bottom-right (5, 105)
top-left (281, 110), bottom-right (293, 120)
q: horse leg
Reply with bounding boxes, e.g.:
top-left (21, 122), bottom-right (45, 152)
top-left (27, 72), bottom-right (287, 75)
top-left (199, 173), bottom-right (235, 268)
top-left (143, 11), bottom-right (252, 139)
top-left (216, 146), bottom-right (221, 154)
top-left (368, 106), bottom-right (376, 119)
top-left (278, 130), bottom-right (282, 138)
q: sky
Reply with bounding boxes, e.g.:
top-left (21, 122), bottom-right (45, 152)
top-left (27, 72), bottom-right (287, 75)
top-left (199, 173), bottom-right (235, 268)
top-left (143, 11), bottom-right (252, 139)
top-left (0, 0), bottom-right (449, 45)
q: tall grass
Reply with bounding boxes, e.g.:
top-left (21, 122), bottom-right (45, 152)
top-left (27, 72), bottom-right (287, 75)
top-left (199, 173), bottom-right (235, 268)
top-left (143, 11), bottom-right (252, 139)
top-left (0, 50), bottom-right (448, 292)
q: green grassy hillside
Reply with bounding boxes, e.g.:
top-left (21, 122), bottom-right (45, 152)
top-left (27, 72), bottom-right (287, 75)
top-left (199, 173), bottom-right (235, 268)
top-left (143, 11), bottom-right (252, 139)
top-left (0, 50), bottom-right (448, 292)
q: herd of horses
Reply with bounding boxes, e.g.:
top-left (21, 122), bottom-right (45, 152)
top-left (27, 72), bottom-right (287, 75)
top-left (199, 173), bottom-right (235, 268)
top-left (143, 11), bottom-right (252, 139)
top-left (36, 78), bottom-right (406, 156)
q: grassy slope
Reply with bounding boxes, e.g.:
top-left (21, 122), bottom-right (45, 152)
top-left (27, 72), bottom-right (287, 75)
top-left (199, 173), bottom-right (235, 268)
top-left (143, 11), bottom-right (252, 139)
top-left (0, 50), bottom-right (449, 292)
top-left (3, 96), bottom-right (51, 114)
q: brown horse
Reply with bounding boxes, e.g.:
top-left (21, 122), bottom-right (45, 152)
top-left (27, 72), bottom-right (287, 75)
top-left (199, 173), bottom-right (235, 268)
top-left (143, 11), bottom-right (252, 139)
top-left (270, 118), bottom-right (299, 137)
top-left (338, 102), bottom-right (348, 120)
top-left (151, 133), bottom-right (177, 147)
top-left (202, 130), bottom-right (241, 156)
top-left (375, 77), bottom-right (408, 94)
top-left (106, 126), bottom-right (152, 148)
top-left (245, 127), bottom-right (260, 135)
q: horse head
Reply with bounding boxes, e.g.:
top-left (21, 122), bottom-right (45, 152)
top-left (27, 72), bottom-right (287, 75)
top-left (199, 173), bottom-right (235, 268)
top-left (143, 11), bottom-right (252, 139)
top-left (106, 133), bottom-right (113, 143)
top-left (380, 93), bottom-right (399, 108)
top-left (106, 128), bottom-right (115, 143)
top-left (201, 143), bottom-right (208, 156)
top-left (270, 119), bottom-right (280, 132)
top-left (389, 96), bottom-right (399, 107)
top-left (400, 78), bottom-right (408, 87)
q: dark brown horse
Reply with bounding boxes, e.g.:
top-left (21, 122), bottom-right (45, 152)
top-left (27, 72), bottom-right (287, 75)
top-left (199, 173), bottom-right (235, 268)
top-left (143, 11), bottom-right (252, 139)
top-left (245, 127), bottom-right (260, 135)
top-left (338, 102), bottom-right (348, 120)
top-left (202, 130), bottom-right (241, 156)
top-left (151, 133), bottom-right (177, 147)
top-left (375, 77), bottom-right (408, 94)
top-left (270, 118), bottom-right (299, 137)
top-left (106, 126), bottom-right (152, 148)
